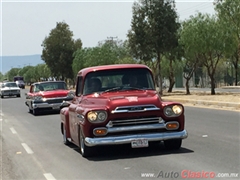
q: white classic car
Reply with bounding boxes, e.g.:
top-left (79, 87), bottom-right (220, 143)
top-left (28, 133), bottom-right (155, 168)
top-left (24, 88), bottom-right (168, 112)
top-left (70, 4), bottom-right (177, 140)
top-left (0, 82), bottom-right (21, 98)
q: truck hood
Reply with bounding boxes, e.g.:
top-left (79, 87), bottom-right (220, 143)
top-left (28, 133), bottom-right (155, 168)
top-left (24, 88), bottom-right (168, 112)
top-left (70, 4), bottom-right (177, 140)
top-left (82, 90), bottom-right (162, 110)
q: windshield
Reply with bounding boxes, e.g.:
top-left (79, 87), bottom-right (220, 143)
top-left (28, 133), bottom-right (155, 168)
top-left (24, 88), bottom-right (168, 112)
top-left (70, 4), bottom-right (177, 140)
top-left (4, 82), bottom-right (18, 88)
top-left (83, 68), bottom-right (155, 95)
top-left (37, 82), bottom-right (68, 91)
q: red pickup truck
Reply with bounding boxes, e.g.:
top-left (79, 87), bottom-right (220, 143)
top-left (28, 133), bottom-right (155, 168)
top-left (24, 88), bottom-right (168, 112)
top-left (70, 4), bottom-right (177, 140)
top-left (60, 64), bottom-right (188, 157)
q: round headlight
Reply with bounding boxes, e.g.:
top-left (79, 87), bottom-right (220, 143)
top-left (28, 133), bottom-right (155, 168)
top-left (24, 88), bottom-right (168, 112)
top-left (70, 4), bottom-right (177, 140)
top-left (98, 112), bottom-right (107, 121)
top-left (87, 111), bottom-right (97, 122)
top-left (164, 105), bottom-right (183, 117)
top-left (164, 107), bottom-right (174, 116)
top-left (67, 91), bottom-right (75, 97)
top-left (172, 105), bottom-right (183, 115)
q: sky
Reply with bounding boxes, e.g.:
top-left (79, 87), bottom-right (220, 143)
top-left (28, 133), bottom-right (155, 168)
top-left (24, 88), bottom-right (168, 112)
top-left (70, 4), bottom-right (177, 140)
top-left (1, 0), bottom-right (215, 56)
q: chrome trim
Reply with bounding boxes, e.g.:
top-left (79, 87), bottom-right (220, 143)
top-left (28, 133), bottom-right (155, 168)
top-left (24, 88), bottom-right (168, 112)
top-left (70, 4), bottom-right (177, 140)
top-left (106, 121), bottom-right (179, 133)
top-left (111, 104), bottom-right (160, 114)
top-left (107, 117), bottom-right (161, 127)
top-left (85, 130), bottom-right (188, 147)
top-left (32, 102), bottom-right (62, 109)
top-left (107, 123), bottom-right (166, 133)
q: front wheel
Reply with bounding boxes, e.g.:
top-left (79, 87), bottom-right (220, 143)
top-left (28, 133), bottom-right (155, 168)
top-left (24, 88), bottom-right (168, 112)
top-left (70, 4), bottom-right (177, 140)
top-left (33, 108), bottom-right (40, 116)
top-left (63, 125), bottom-right (70, 145)
top-left (79, 128), bottom-right (92, 157)
top-left (164, 139), bottom-right (182, 150)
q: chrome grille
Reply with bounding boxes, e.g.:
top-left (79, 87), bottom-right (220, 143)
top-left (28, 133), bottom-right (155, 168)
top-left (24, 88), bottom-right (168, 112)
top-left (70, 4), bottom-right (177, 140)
top-left (107, 117), bottom-right (161, 127)
top-left (4, 90), bottom-right (18, 93)
top-left (46, 99), bottom-right (64, 104)
top-left (111, 104), bottom-right (160, 114)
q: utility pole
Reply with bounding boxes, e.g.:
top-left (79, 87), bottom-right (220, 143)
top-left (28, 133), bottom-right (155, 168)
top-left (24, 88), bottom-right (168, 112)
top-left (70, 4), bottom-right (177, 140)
top-left (107, 36), bottom-right (118, 45)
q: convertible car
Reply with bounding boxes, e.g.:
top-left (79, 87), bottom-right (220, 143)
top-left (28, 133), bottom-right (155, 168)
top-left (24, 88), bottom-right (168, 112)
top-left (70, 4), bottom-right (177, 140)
top-left (25, 81), bottom-right (74, 115)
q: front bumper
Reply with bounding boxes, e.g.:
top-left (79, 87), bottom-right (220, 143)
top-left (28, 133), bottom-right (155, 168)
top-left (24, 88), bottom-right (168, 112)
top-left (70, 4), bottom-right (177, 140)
top-left (31, 98), bottom-right (73, 110)
top-left (1, 91), bottom-right (20, 96)
top-left (85, 130), bottom-right (188, 147)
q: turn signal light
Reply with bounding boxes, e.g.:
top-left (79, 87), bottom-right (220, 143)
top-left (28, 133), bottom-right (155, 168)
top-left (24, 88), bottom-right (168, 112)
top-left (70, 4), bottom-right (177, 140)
top-left (93, 128), bottom-right (108, 136)
top-left (166, 122), bottom-right (179, 130)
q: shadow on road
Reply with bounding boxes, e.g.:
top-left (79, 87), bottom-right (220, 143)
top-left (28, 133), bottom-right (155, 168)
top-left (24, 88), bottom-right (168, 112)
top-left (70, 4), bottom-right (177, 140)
top-left (67, 142), bottom-right (194, 161)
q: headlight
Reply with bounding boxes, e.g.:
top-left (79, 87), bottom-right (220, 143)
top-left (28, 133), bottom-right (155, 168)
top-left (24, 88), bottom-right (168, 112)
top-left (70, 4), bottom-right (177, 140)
top-left (33, 96), bottom-right (42, 101)
top-left (67, 91), bottom-right (75, 97)
top-left (164, 105), bottom-right (183, 117)
top-left (87, 111), bottom-right (108, 123)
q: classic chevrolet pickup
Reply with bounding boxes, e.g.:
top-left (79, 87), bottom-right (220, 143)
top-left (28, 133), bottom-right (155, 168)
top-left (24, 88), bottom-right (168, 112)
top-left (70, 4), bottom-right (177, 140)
top-left (60, 64), bottom-right (188, 157)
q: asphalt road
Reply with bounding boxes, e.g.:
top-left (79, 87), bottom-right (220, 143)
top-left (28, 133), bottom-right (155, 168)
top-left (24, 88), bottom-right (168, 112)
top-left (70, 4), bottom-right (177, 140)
top-left (1, 89), bottom-right (240, 180)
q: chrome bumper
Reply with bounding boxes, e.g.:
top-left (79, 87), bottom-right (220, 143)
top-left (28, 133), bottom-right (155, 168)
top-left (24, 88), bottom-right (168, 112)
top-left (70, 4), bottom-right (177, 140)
top-left (85, 130), bottom-right (188, 147)
top-left (32, 101), bottom-right (70, 109)
top-left (32, 102), bottom-right (63, 109)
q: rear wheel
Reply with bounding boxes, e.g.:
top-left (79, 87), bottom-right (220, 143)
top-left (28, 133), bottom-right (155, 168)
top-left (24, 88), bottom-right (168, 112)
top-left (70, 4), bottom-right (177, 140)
top-left (164, 139), bottom-right (182, 150)
top-left (1, 95), bottom-right (3, 98)
top-left (79, 128), bottom-right (92, 157)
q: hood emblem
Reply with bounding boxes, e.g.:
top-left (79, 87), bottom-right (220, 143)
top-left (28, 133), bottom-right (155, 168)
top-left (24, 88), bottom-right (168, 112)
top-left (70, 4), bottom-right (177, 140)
top-left (125, 96), bottom-right (138, 102)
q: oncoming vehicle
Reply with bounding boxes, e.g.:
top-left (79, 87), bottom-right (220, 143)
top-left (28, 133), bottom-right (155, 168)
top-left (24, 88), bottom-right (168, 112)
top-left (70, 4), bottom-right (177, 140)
top-left (14, 76), bottom-right (25, 89)
top-left (60, 64), bottom-right (188, 157)
top-left (25, 81), bottom-right (74, 115)
top-left (0, 82), bottom-right (21, 98)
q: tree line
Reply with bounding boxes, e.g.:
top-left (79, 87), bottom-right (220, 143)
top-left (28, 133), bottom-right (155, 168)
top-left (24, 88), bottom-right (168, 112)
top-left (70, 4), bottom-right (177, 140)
top-left (1, 0), bottom-right (239, 95)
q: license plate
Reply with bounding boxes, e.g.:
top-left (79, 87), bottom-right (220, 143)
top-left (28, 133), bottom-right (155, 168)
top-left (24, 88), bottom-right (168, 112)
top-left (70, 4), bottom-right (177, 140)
top-left (52, 105), bottom-right (60, 109)
top-left (131, 139), bottom-right (148, 148)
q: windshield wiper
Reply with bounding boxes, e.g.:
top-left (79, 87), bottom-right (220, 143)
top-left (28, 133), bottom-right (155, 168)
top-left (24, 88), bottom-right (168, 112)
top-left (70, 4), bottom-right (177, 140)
top-left (102, 87), bottom-right (123, 93)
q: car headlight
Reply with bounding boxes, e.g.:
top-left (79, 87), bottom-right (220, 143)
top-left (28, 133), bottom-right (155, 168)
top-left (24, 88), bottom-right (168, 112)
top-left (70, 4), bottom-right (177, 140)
top-left (67, 91), bottom-right (75, 98)
top-left (33, 96), bottom-right (42, 101)
top-left (164, 105), bottom-right (183, 117)
top-left (87, 111), bottom-right (108, 123)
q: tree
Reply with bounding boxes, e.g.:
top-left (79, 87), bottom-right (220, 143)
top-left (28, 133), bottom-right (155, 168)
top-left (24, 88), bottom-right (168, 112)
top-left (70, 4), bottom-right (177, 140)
top-left (127, 0), bottom-right (180, 95)
top-left (180, 19), bottom-right (202, 94)
top-left (180, 13), bottom-right (234, 95)
top-left (5, 68), bottom-right (21, 82)
top-left (72, 38), bottom-right (136, 76)
top-left (41, 21), bottom-right (82, 81)
top-left (214, 0), bottom-right (240, 85)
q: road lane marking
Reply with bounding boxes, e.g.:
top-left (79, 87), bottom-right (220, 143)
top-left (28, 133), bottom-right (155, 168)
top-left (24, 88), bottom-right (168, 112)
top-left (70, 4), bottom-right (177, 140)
top-left (202, 135), bottom-right (208, 137)
top-left (10, 127), bottom-right (17, 134)
top-left (44, 173), bottom-right (56, 180)
top-left (21, 143), bottom-right (34, 154)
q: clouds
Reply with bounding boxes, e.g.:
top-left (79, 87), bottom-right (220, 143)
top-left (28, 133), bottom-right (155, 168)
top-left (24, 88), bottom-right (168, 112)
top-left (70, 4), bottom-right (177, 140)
top-left (1, 0), bottom-right (214, 56)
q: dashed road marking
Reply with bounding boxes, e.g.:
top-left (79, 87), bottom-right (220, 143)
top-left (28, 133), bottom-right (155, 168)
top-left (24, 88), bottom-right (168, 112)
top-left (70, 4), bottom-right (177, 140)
top-left (10, 127), bottom-right (17, 134)
top-left (44, 173), bottom-right (56, 180)
top-left (21, 143), bottom-right (34, 154)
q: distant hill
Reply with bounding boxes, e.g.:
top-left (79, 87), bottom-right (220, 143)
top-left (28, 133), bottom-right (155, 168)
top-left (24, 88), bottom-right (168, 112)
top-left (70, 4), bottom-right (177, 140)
top-left (0, 54), bottom-right (44, 74)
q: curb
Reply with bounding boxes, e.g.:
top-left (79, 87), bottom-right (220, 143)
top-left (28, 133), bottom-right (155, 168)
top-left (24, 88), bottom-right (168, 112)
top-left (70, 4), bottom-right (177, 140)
top-left (162, 98), bottom-right (240, 109)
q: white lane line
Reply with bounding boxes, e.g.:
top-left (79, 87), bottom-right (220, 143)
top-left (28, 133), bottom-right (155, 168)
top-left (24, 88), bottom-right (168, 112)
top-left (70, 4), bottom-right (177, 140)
top-left (21, 143), bottom-right (34, 154)
top-left (10, 127), bottom-right (17, 134)
top-left (44, 173), bottom-right (56, 180)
